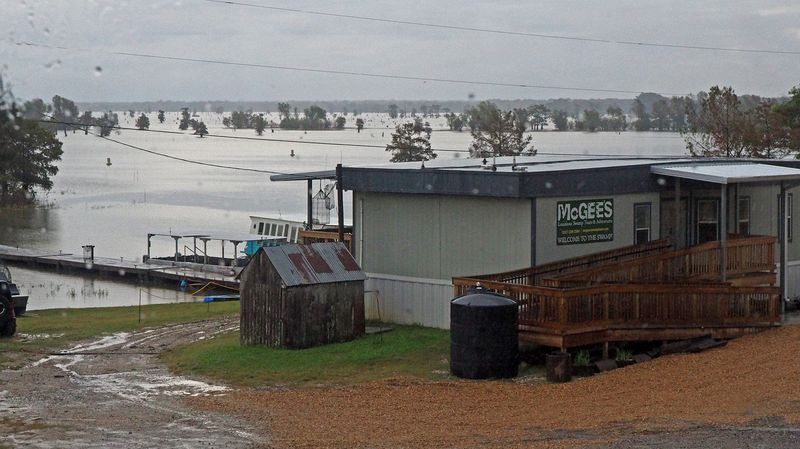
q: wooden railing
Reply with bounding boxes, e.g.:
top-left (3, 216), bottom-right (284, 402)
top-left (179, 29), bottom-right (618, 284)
top-left (462, 239), bottom-right (672, 287)
top-left (452, 235), bottom-right (781, 348)
top-left (546, 235), bottom-right (775, 287)
top-left (453, 280), bottom-right (781, 330)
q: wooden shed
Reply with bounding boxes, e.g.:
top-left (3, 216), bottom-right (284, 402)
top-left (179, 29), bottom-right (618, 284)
top-left (239, 242), bottom-right (366, 349)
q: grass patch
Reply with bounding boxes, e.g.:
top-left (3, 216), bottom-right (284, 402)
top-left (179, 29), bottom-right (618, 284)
top-left (0, 302), bottom-right (239, 367)
top-left (162, 326), bottom-right (450, 387)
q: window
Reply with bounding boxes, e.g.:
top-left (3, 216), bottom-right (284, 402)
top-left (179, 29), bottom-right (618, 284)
top-left (737, 197), bottom-right (750, 235)
top-left (697, 199), bottom-right (719, 244)
top-left (269, 223), bottom-right (277, 236)
top-left (257, 222), bottom-right (265, 235)
top-left (634, 203), bottom-right (651, 245)
top-left (789, 193), bottom-right (793, 242)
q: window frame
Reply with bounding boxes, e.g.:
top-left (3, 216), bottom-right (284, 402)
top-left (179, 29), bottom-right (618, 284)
top-left (633, 202), bottom-right (652, 245)
top-left (737, 196), bottom-right (750, 236)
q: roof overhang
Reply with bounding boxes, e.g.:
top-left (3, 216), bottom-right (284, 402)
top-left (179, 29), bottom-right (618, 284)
top-left (270, 170), bottom-right (336, 182)
top-left (651, 162), bottom-right (800, 185)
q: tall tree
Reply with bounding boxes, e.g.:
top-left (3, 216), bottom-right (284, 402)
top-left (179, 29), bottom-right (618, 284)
top-left (52, 95), bottom-right (79, 136)
top-left (277, 102), bottom-right (291, 121)
top-left (684, 86), bottom-right (750, 157)
top-left (0, 88), bottom-right (63, 204)
top-left (386, 122), bottom-right (436, 162)
top-left (551, 110), bottom-right (569, 131)
top-left (467, 101), bottom-right (534, 157)
top-left (651, 99), bottom-right (671, 131)
top-left (387, 104), bottom-right (399, 119)
top-left (135, 113), bottom-right (150, 130)
top-left (631, 98), bottom-right (651, 131)
top-left (583, 109), bottom-right (601, 132)
top-left (528, 104), bottom-right (550, 130)
top-left (157, 110), bottom-right (165, 124)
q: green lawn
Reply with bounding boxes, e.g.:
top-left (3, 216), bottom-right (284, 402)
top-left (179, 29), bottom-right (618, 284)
top-left (0, 302), bottom-right (239, 367)
top-left (162, 326), bottom-right (450, 387)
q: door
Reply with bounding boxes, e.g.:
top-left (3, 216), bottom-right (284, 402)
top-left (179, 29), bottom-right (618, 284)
top-left (696, 199), bottom-right (719, 244)
top-left (661, 199), bottom-right (687, 246)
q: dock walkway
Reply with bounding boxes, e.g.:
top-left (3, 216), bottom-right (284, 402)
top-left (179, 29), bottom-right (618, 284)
top-left (0, 244), bottom-right (239, 288)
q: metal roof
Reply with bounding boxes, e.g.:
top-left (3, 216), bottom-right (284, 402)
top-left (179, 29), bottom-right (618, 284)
top-left (269, 156), bottom-right (800, 199)
top-left (263, 242), bottom-right (366, 287)
top-left (651, 162), bottom-right (800, 184)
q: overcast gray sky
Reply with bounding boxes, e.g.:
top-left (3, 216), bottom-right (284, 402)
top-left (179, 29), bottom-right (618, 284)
top-left (2, 0), bottom-right (799, 102)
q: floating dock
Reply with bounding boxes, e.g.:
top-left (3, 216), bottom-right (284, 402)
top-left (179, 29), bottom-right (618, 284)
top-left (0, 244), bottom-right (239, 289)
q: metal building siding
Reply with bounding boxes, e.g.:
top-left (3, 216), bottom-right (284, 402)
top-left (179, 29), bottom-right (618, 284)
top-left (355, 192), bottom-right (531, 280)
top-left (364, 275), bottom-right (452, 329)
top-left (263, 242), bottom-right (366, 287)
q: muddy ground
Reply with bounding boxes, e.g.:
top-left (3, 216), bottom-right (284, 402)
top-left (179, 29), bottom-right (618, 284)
top-left (0, 317), bottom-right (265, 448)
top-left (3, 317), bottom-right (800, 449)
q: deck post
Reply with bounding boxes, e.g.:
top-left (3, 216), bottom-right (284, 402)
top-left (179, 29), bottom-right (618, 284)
top-left (720, 184), bottom-right (727, 282)
top-left (203, 239), bottom-right (208, 266)
top-left (221, 240), bottom-right (225, 262)
top-left (674, 178), bottom-right (681, 248)
top-left (307, 179), bottom-right (313, 230)
top-left (173, 236), bottom-right (179, 263)
top-left (146, 234), bottom-right (152, 261)
top-left (336, 163), bottom-right (345, 243)
top-left (193, 237), bottom-right (197, 264)
top-left (232, 241), bottom-right (239, 267)
top-left (780, 181), bottom-right (787, 313)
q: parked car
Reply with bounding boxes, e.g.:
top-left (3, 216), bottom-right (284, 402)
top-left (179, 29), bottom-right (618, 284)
top-left (0, 280), bottom-right (16, 337)
top-left (0, 262), bottom-right (27, 316)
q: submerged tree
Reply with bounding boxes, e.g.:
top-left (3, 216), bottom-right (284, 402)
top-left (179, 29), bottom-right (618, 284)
top-left (135, 113), bottom-right (150, 130)
top-left (551, 110), bottom-right (569, 131)
top-left (467, 101), bottom-right (534, 158)
top-left (178, 108), bottom-right (190, 130)
top-left (334, 116), bottom-right (346, 130)
top-left (194, 121), bottom-right (208, 137)
top-left (386, 122), bottom-right (436, 162)
top-left (355, 118), bottom-right (365, 133)
top-left (253, 114), bottom-right (267, 135)
top-left (157, 110), bottom-right (165, 124)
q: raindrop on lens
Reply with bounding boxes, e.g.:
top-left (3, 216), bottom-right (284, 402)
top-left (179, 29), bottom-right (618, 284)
top-left (94, 66), bottom-right (103, 77)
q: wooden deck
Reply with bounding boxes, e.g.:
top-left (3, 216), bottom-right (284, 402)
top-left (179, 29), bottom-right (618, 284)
top-left (453, 236), bottom-right (781, 350)
top-left (0, 244), bottom-right (239, 288)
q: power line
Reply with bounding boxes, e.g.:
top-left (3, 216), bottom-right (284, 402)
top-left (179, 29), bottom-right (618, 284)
top-left (43, 117), bottom-right (288, 174)
top-left (15, 41), bottom-right (682, 96)
top-left (38, 118), bottom-right (689, 159)
top-left (203, 0), bottom-right (800, 56)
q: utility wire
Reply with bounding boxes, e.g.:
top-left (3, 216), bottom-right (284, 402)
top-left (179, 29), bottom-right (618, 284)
top-left (39, 119), bottom-right (689, 159)
top-left (43, 117), bottom-right (288, 174)
top-left (15, 41), bottom-right (682, 96)
top-left (203, 0), bottom-right (800, 56)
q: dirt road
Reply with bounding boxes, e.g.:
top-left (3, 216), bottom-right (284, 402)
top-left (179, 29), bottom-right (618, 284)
top-left (194, 323), bottom-right (800, 449)
top-left (0, 317), bottom-right (264, 448)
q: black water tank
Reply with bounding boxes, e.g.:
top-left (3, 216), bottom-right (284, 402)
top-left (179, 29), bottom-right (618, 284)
top-left (450, 286), bottom-right (518, 379)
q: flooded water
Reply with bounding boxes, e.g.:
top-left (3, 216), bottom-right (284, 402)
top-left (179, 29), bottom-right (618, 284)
top-left (11, 265), bottom-right (198, 311)
top-left (0, 112), bottom-right (687, 309)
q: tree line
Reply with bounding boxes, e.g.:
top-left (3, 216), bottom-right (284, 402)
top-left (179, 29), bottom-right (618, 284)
top-left (384, 85), bottom-right (800, 162)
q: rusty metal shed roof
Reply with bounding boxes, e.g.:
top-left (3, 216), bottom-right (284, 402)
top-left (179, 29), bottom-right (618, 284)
top-left (262, 242), bottom-right (366, 287)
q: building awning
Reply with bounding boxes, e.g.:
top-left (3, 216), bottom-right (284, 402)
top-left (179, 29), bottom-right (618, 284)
top-left (651, 162), bottom-right (800, 184)
top-left (270, 169), bottom-right (336, 182)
